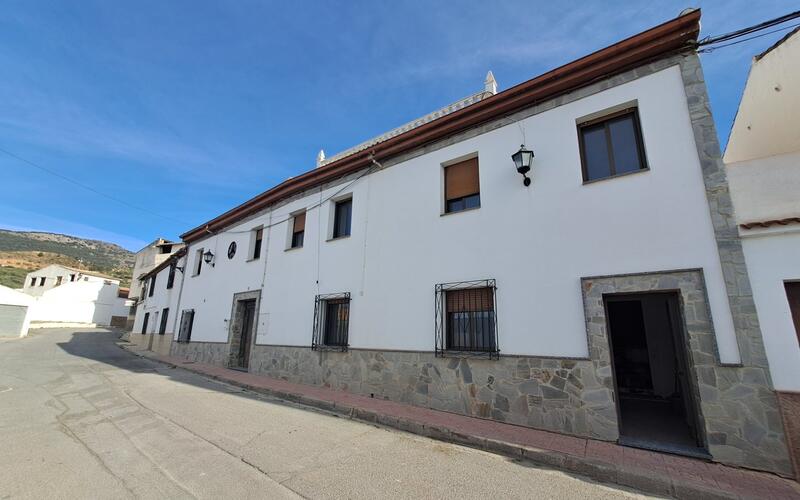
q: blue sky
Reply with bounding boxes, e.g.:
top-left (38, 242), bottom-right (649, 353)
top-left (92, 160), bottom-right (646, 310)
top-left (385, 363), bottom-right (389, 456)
top-left (1, 1), bottom-right (796, 251)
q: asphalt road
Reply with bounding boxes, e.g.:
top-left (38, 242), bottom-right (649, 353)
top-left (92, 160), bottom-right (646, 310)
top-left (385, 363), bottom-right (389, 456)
top-left (0, 328), bottom-right (653, 499)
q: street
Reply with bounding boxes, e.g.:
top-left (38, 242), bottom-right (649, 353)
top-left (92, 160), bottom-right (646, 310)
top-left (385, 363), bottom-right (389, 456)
top-left (0, 328), bottom-right (652, 499)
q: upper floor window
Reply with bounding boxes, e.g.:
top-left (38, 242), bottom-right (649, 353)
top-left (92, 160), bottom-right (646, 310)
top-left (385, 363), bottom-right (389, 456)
top-left (194, 248), bottom-right (203, 276)
top-left (39, 277), bottom-right (46, 286)
top-left (435, 279), bottom-right (499, 358)
top-left (56, 276), bottom-right (62, 286)
top-left (251, 227), bottom-right (263, 260)
top-left (291, 212), bottom-right (306, 249)
top-left (444, 157), bottom-right (480, 213)
top-left (70, 274), bottom-right (76, 282)
top-left (578, 107), bottom-right (647, 182)
top-left (166, 263), bottom-right (176, 289)
top-left (29, 277), bottom-right (36, 287)
top-left (312, 293), bottom-right (350, 351)
top-left (332, 199), bottom-right (352, 239)
top-left (148, 275), bottom-right (156, 297)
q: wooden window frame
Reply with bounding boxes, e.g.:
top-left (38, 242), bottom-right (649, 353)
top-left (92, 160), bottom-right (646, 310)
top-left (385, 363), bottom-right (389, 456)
top-left (577, 107), bottom-right (648, 184)
top-left (252, 227), bottom-right (264, 260)
top-left (290, 212), bottom-right (305, 249)
top-left (331, 198), bottom-right (352, 240)
top-left (443, 156), bottom-right (481, 214)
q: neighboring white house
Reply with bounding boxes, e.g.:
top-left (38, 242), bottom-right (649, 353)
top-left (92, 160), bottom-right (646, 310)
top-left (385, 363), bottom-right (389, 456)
top-left (22, 264), bottom-right (110, 297)
top-left (724, 27), bottom-right (800, 478)
top-left (21, 264), bottom-right (129, 327)
top-left (0, 285), bottom-right (34, 338)
top-left (129, 248), bottom-right (186, 355)
top-left (132, 10), bottom-right (794, 477)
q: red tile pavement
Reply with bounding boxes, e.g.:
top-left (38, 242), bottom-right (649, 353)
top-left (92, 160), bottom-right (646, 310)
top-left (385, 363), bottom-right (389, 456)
top-left (128, 347), bottom-right (800, 500)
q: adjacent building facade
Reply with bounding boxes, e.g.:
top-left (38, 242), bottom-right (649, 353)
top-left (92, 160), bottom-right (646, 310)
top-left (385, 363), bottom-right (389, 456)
top-left (132, 11), bottom-right (795, 477)
top-left (724, 27), bottom-right (800, 478)
top-left (21, 264), bottom-right (130, 327)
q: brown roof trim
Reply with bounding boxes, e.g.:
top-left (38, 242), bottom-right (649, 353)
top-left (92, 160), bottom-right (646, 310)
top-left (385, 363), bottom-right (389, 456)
top-left (181, 10), bottom-right (701, 243)
top-left (740, 217), bottom-right (800, 230)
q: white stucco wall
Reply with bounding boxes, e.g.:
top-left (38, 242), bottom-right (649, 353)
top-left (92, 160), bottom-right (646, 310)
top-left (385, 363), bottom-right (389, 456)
top-left (29, 280), bottom-right (121, 326)
top-left (726, 151), bottom-right (800, 223)
top-left (174, 64), bottom-right (741, 363)
top-left (740, 231), bottom-right (800, 391)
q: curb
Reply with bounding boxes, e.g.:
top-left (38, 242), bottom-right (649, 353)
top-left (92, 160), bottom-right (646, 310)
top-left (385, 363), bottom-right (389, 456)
top-left (119, 343), bottom-right (750, 500)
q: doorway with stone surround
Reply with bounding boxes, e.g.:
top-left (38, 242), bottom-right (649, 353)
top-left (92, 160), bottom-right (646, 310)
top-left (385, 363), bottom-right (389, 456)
top-left (227, 290), bottom-right (261, 371)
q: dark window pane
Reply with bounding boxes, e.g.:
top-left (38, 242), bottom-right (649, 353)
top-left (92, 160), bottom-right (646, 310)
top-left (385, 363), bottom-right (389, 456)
top-left (445, 193), bottom-right (480, 213)
top-left (609, 115), bottom-right (643, 174)
top-left (333, 199), bottom-right (352, 238)
top-left (323, 300), bottom-right (349, 346)
top-left (581, 124), bottom-right (611, 181)
top-left (292, 231), bottom-right (304, 248)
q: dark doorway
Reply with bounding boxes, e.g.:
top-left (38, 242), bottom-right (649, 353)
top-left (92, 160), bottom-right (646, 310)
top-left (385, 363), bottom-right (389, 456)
top-left (605, 293), bottom-right (706, 457)
top-left (232, 299), bottom-right (256, 370)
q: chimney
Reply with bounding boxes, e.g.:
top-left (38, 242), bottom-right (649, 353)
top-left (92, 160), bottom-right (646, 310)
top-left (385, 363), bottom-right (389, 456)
top-left (316, 149), bottom-right (326, 167)
top-left (484, 71), bottom-right (497, 95)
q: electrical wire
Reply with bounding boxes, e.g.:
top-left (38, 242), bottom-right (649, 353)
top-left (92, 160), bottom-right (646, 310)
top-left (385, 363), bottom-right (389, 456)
top-left (0, 145), bottom-right (190, 225)
top-left (696, 9), bottom-right (800, 51)
top-left (698, 22), bottom-right (800, 53)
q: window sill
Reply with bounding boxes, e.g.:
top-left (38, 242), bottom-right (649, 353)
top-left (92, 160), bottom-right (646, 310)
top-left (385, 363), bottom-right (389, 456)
top-left (582, 167), bottom-right (649, 185)
top-left (326, 235), bottom-right (351, 242)
top-left (440, 206), bottom-right (481, 217)
top-left (245, 257), bottom-right (261, 263)
top-left (284, 246), bottom-right (303, 252)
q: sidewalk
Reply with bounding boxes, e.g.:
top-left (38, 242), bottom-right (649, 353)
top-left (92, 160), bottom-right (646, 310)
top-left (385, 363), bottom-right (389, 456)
top-left (122, 343), bottom-right (799, 500)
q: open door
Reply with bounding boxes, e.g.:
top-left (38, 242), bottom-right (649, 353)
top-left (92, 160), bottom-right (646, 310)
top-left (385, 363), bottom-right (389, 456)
top-left (605, 293), bottom-right (706, 457)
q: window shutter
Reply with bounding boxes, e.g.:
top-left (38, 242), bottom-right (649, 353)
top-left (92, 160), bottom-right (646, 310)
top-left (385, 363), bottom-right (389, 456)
top-left (293, 212), bottom-right (306, 233)
top-left (445, 158), bottom-right (480, 201)
top-left (446, 287), bottom-right (494, 313)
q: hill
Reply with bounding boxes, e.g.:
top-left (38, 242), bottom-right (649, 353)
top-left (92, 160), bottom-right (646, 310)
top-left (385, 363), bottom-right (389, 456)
top-left (0, 229), bottom-right (135, 288)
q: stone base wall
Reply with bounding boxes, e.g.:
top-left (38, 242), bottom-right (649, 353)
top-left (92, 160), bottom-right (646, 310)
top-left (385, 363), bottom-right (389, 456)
top-left (777, 392), bottom-right (800, 479)
top-left (170, 341), bottom-right (229, 366)
top-left (249, 345), bottom-right (618, 440)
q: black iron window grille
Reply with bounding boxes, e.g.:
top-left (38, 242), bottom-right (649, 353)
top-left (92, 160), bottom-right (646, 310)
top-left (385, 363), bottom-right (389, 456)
top-left (435, 279), bottom-right (499, 359)
top-left (177, 309), bottom-right (194, 343)
top-left (312, 293), bottom-right (351, 351)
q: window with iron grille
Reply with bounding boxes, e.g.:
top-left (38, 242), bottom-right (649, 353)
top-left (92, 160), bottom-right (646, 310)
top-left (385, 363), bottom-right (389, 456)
top-left (177, 309), bottom-right (195, 343)
top-left (312, 293), bottom-right (350, 351)
top-left (435, 279), bottom-right (499, 358)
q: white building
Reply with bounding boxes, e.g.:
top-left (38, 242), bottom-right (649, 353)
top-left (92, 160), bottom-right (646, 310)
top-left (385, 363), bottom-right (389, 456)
top-left (21, 264), bottom-right (130, 327)
top-left (21, 264), bottom-right (110, 297)
top-left (0, 285), bottom-right (34, 338)
top-left (133, 10), bottom-right (794, 477)
top-left (129, 248), bottom-right (186, 355)
top-left (724, 27), bottom-right (800, 478)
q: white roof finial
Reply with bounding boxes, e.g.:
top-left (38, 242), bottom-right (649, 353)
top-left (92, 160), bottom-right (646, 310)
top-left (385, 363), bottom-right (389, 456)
top-left (316, 149), bottom-right (326, 167)
top-left (484, 71), bottom-right (497, 95)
